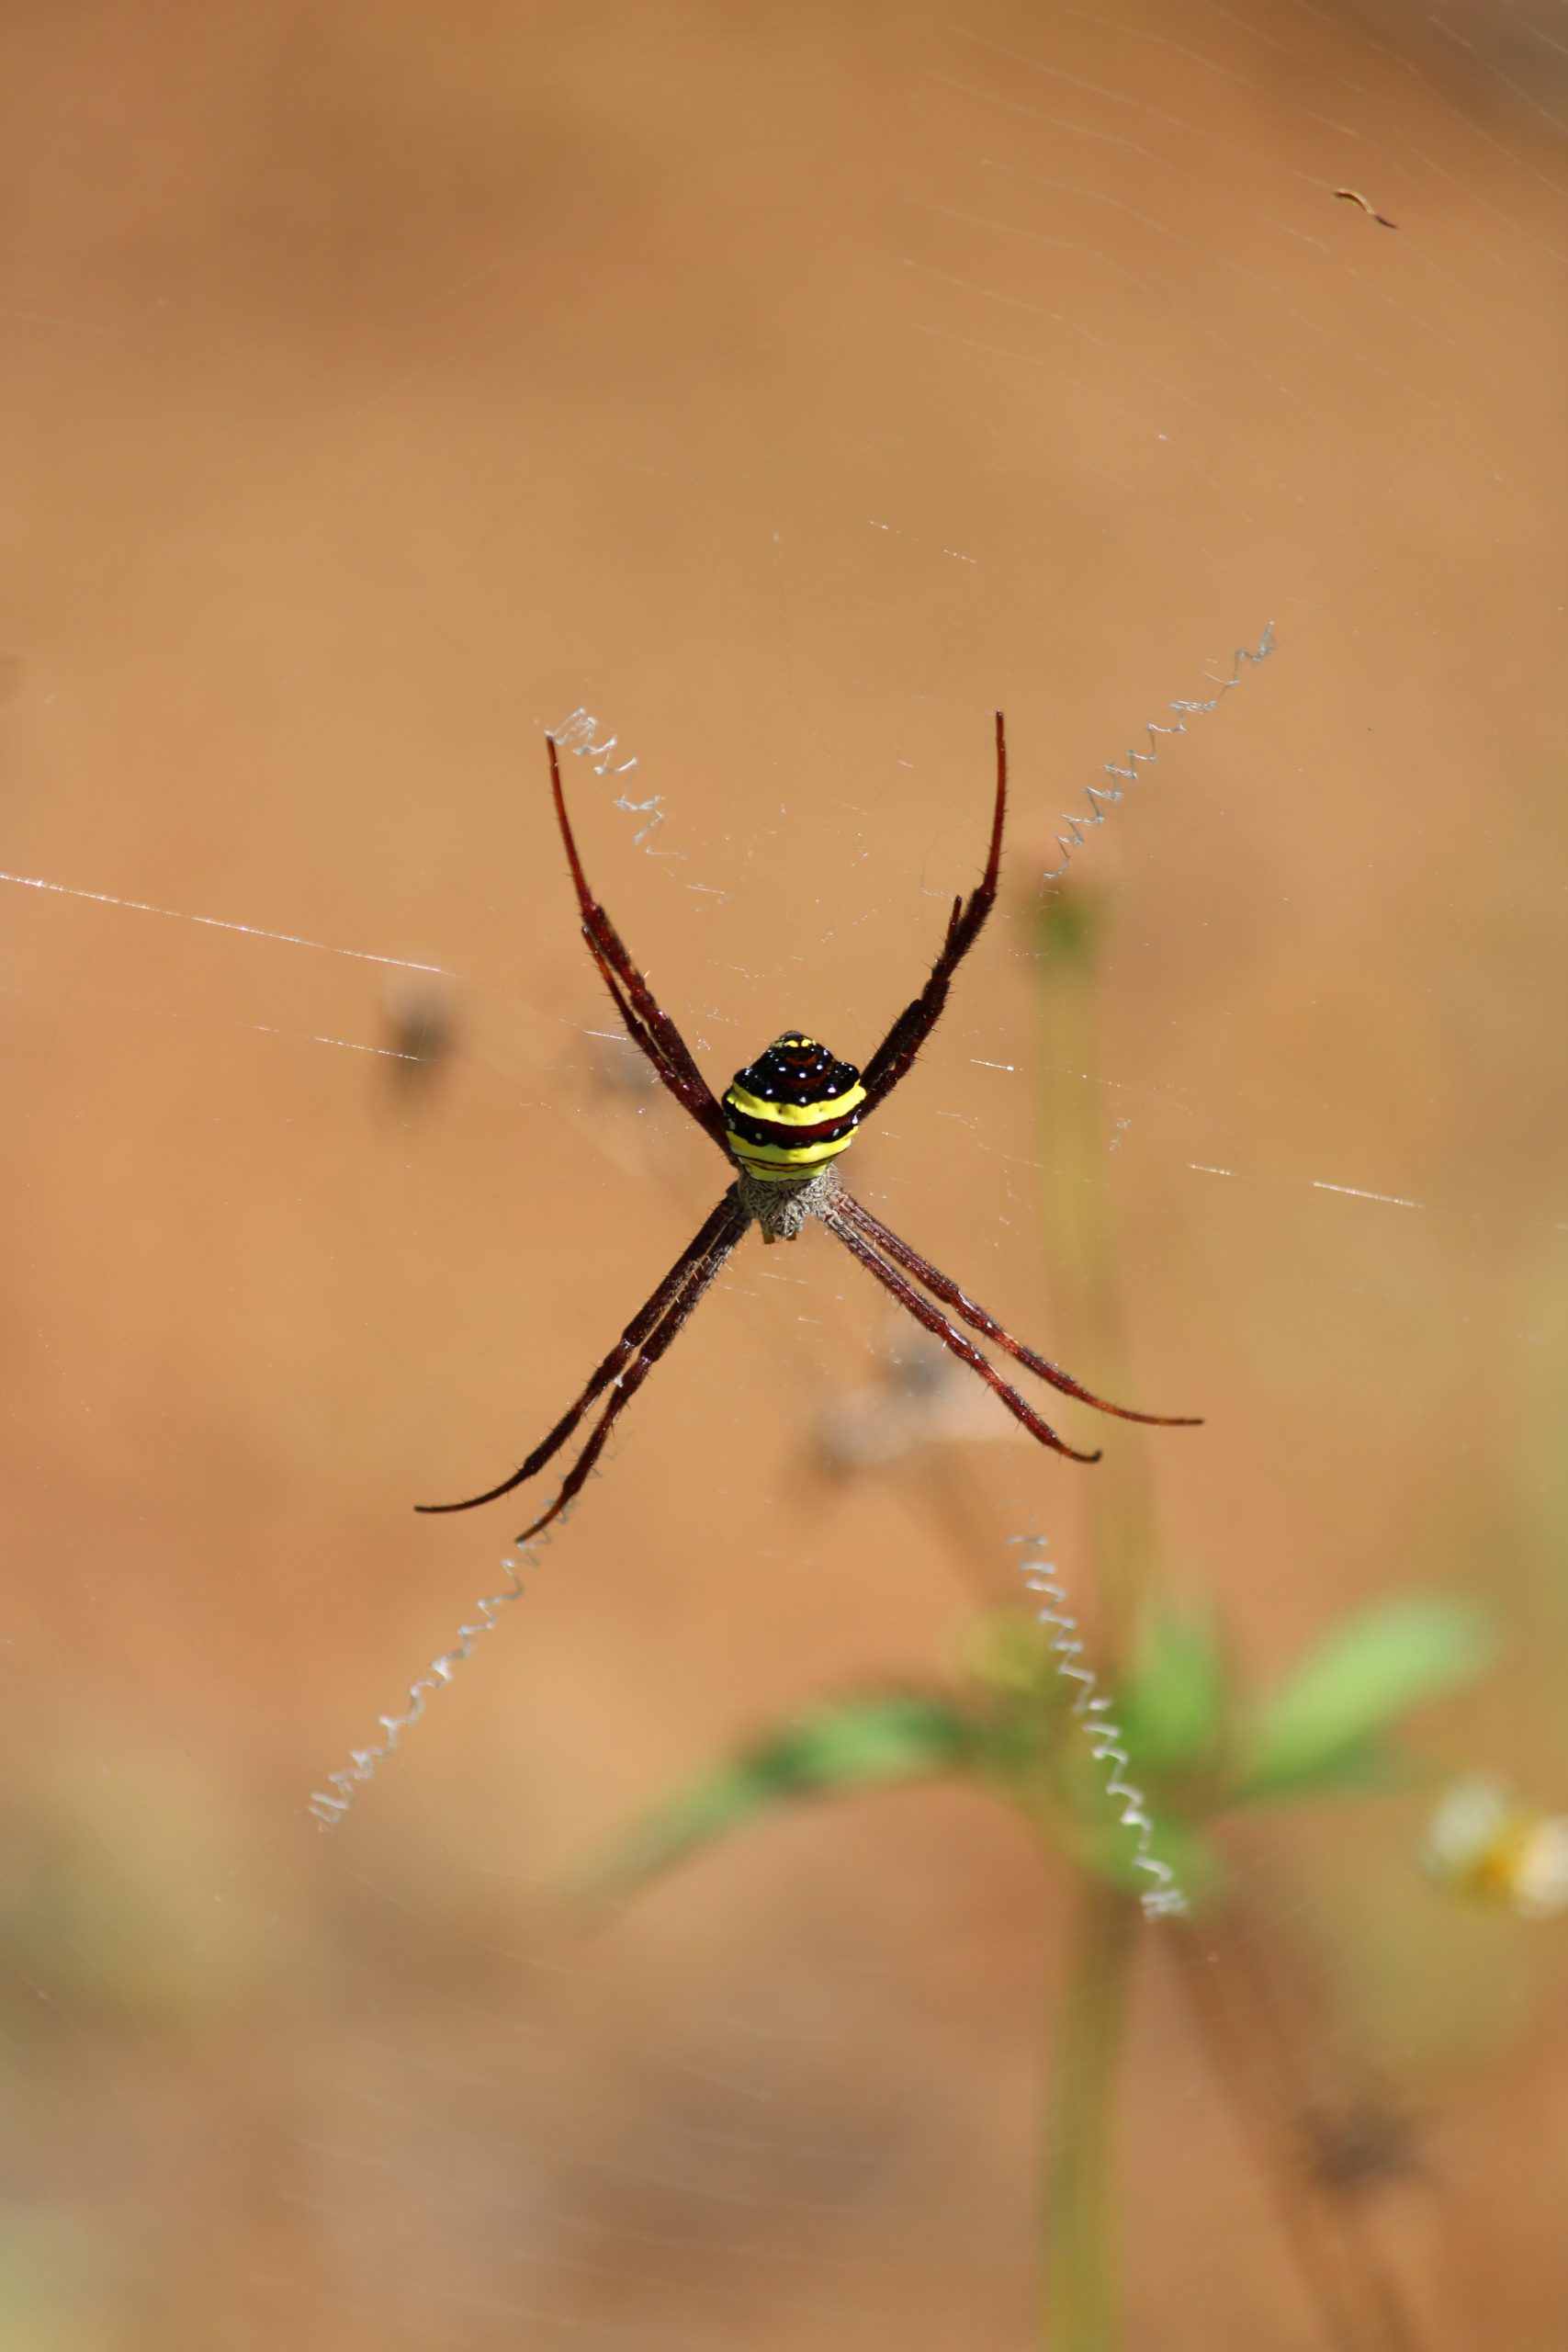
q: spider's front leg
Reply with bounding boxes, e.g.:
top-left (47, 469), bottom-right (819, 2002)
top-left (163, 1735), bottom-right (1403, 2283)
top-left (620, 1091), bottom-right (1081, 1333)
top-left (547, 737), bottom-right (731, 1154)
top-left (857, 710), bottom-right (1008, 1118)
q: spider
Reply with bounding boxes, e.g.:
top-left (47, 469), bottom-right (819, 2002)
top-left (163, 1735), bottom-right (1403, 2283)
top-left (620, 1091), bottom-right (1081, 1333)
top-left (417, 716), bottom-right (1198, 1543)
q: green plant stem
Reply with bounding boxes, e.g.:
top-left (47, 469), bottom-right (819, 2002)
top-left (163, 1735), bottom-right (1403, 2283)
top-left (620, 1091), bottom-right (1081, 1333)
top-left (1042, 1878), bottom-right (1137, 2350)
top-left (1036, 904), bottom-right (1156, 1664)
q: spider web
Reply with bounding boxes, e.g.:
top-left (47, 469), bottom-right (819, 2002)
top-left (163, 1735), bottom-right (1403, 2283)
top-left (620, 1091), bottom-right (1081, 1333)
top-left (2, 5), bottom-right (1565, 2347)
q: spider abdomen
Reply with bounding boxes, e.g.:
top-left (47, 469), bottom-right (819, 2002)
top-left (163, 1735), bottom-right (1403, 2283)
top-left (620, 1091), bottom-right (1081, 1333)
top-left (723, 1032), bottom-right (866, 1183)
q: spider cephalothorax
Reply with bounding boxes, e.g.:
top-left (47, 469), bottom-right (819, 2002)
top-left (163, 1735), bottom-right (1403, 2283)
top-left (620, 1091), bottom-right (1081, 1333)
top-left (417, 717), bottom-right (1199, 1544)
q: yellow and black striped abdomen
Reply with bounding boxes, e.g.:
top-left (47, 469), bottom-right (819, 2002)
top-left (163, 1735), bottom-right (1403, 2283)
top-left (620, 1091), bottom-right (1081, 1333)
top-left (723, 1033), bottom-right (866, 1184)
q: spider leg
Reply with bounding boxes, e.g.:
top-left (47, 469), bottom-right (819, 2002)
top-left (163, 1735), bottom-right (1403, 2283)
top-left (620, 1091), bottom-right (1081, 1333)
top-left (547, 737), bottom-right (730, 1152)
top-left (819, 1198), bottom-right (1102, 1464)
top-left (858, 711), bottom-right (1008, 1117)
top-left (511, 1188), bottom-right (749, 1544)
top-left (576, 924), bottom-right (687, 1102)
top-left (415, 1188), bottom-right (746, 1516)
top-left (833, 1189), bottom-right (1201, 1428)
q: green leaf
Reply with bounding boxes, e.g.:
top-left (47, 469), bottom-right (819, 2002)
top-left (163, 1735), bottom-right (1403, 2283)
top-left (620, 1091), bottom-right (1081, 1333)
top-left (574, 1693), bottom-right (979, 1899)
top-left (1236, 1595), bottom-right (1495, 1804)
top-left (964, 1606), bottom-right (1062, 1703)
top-left (1118, 1600), bottom-right (1229, 1776)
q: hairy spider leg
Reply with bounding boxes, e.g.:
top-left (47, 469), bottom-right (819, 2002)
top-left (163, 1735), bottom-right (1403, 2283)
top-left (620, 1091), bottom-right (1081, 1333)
top-left (547, 737), bottom-right (730, 1151)
top-left (580, 920), bottom-right (725, 1145)
top-left (832, 1189), bottom-right (1201, 1428)
top-left (819, 1199), bottom-right (1102, 1464)
top-left (575, 924), bottom-right (702, 1115)
top-left (416, 1188), bottom-right (746, 1517)
top-left (858, 710), bottom-right (1008, 1115)
top-left (509, 1189), bottom-right (750, 1544)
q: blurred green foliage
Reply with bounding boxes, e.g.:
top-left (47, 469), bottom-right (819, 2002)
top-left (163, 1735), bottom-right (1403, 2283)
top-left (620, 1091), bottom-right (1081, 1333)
top-left (579, 1591), bottom-right (1495, 1912)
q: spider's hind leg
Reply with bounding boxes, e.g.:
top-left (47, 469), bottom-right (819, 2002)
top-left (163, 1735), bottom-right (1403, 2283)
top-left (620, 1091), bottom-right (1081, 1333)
top-left (832, 1188), bottom-right (1201, 1430)
top-left (416, 1187), bottom-right (749, 1518)
top-left (510, 1186), bottom-right (750, 1543)
top-left (818, 1197), bottom-right (1102, 1464)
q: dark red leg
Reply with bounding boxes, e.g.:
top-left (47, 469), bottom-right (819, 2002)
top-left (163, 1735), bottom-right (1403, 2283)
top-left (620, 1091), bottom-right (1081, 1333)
top-left (834, 1189), bottom-right (1201, 1428)
top-left (511, 1188), bottom-right (750, 1543)
top-left (547, 738), bottom-right (730, 1152)
top-left (859, 711), bottom-right (1008, 1116)
top-left (416, 1188), bottom-right (745, 1516)
top-left (819, 1198), bottom-right (1102, 1464)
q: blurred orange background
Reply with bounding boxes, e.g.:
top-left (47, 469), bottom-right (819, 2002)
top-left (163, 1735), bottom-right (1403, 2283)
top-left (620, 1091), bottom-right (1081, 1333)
top-left (2, 3), bottom-right (1566, 2346)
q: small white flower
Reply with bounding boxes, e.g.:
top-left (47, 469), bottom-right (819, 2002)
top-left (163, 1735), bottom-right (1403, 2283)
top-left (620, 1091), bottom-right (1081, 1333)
top-left (1421, 1775), bottom-right (1568, 1919)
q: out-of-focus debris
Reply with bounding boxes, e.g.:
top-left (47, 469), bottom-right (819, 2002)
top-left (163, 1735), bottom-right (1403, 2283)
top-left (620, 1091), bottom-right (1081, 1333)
top-left (812, 1339), bottom-right (1010, 1474)
top-left (379, 973), bottom-right (457, 1096)
top-left (1334, 188), bottom-right (1398, 229)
